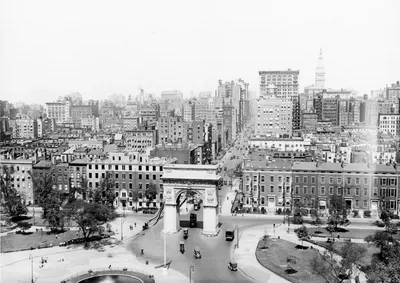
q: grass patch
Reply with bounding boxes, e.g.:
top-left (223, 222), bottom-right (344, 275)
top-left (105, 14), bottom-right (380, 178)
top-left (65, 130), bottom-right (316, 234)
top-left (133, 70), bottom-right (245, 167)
top-left (0, 230), bottom-right (80, 253)
top-left (256, 239), bottom-right (336, 283)
top-left (312, 241), bottom-right (379, 266)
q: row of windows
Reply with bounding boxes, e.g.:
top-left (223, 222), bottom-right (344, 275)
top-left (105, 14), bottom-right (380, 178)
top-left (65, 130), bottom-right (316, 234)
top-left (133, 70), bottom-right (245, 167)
top-left (88, 164), bottom-right (162, 172)
top-left (246, 184), bottom-right (397, 198)
top-left (246, 175), bottom-right (398, 186)
top-left (88, 182), bottom-right (163, 190)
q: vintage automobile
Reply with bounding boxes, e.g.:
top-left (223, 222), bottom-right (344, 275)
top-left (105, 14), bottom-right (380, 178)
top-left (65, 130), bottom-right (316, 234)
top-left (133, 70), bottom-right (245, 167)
top-left (193, 247), bottom-right (201, 259)
top-left (180, 241), bottom-right (185, 254)
top-left (183, 228), bottom-right (189, 240)
top-left (228, 261), bottom-right (238, 271)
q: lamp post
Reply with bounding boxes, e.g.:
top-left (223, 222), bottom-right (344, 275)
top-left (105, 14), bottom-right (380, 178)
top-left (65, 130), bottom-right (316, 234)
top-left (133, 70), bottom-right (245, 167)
top-left (163, 230), bottom-right (168, 275)
top-left (29, 254), bottom-right (34, 283)
top-left (235, 225), bottom-right (240, 249)
top-left (120, 218), bottom-right (124, 241)
top-left (189, 265), bottom-right (194, 283)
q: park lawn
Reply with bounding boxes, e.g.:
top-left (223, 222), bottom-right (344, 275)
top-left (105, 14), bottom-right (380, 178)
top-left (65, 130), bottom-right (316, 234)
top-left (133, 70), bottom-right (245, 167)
top-left (314, 241), bottom-right (379, 266)
top-left (307, 227), bottom-right (400, 240)
top-left (0, 230), bottom-right (80, 253)
top-left (256, 239), bottom-right (336, 283)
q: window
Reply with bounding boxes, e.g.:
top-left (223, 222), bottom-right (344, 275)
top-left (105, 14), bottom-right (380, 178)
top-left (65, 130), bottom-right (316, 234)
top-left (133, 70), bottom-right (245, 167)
top-left (373, 178), bottom-right (378, 186)
top-left (278, 186), bottom-right (282, 193)
top-left (329, 187), bottom-right (333, 195)
top-left (129, 165), bottom-right (132, 170)
top-left (363, 188), bottom-right (367, 196)
top-left (122, 183), bottom-right (126, 189)
top-left (391, 188), bottom-right (397, 197)
top-left (95, 165), bottom-right (98, 170)
top-left (89, 165), bottom-right (92, 169)
top-left (295, 176), bottom-right (299, 183)
top-left (320, 186), bottom-right (325, 195)
top-left (129, 183), bottom-right (133, 189)
top-left (261, 197), bottom-right (265, 205)
top-left (122, 174), bottom-right (126, 179)
top-left (311, 186), bottom-right (315, 194)
top-left (286, 177), bottom-right (290, 183)
top-left (329, 177), bottom-right (334, 184)
top-left (347, 188), bottom-right (351, 195)
top-left (115, 165), bottom-right (119, 170)
top-left (116, 183), bottom-right (119, 189)
top-left (390, 178), bottom-right (397, 186)
top-left (261, 185), bottom-right (265, 192)
top-left (270, 176), bottom-right (274, 182)
top-left (337, 177), bottom-right (342, 184)
top-left (363, 200), bottom-right (368, 208)
top-left (129, 174), bottom-right (132, 179)
top-left (373, 187), bottom-right (378, 196)
top-left (139, 174), bottom-right (142, 180)
top-left (246, 176), bottom-right (250, 181)
top-left (139, 166), bottom-right (142, 171)
top-left (253, 186), bottom-right (257, 192)
top-left (380, 178), bottom-right (387, 186)
top-left (303, 186), bottom-right (307, 194)
top-left (311, 176), bottom-right (316, 184)
top-left (146, 174), bottom-right (149, 180)
top-left (89, 173), bottom-right (92, 178)
top-left (254, 176), bottom-right (257, 182)
top-left (101, 173), bottom-right (105, 178)
top-left (246, 185), bottom-right (250, 192)
top-left (355, 200), bottom-right (360, 208)
top-left (115, 192), bottom-right (119, 197)
top-left (279, 176), bottom-right (282, 182)
top-left (363, 178), bottom-right (368, 185)
top-left (303, 176), bottom-right (308, 183)
top-left (355, 178), bottom-right (360, 185)
top-left (115, 173), bottom-right (119, 179)
top-left (356, 188), bottom-right (360, 196)
top-left (122, 165), bottom-right (126, 170)
top-left (146, 166), bottom-right (149, 171)
top-left (270, 185), bottom-right (274, 193)
top-left (320, 177), bottom-right (325, 184)
top-left (261, 176), bottom-right (265, 182)
top-left (95, 173), bottom-right (99, 178)
top-left (390, 201), bottom-right (396, 209)
top-left (347, 177), bottom-right (351, 185)
top-left (153, 175), bottom-right (156, 180)
top-left (101, 165), bottom-right (105, 170)
top-left (139, 184), bottom-right (142, 190)
top-left (295, 186), bottom-right (299, 194)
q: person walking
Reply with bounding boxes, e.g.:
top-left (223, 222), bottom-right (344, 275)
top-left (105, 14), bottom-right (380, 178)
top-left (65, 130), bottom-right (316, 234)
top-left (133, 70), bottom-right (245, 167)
top-left (109, 265), bottom-right (111, 269)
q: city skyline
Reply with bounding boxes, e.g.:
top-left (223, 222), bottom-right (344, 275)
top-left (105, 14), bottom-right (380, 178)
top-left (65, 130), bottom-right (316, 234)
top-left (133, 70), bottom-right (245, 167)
top-left (1, 0), bottom-right (400, 104)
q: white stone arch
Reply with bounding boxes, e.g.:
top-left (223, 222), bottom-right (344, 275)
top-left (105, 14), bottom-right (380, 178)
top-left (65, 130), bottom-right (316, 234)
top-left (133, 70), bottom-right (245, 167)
top-left (161, 164), bottom-right (221, 236)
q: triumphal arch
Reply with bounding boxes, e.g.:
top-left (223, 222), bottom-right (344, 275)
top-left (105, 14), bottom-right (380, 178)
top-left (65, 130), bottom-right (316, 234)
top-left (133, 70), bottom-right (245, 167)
top-left (161, 164), bottom-right (222, 236)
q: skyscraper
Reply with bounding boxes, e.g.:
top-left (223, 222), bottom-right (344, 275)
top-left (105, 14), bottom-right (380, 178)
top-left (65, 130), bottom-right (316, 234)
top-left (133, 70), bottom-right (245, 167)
top-left (315, 49), bottom-right (325, 89)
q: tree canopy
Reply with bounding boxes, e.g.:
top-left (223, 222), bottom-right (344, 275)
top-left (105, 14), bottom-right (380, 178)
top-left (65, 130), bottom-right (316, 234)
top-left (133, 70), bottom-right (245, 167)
top-left (64, 200), bottom-right (117, 246)
top-left (93, 173), bottom-right (116, 208)
top-left (294, 225), bottom-right (311, 247)
top-left (327, 194), bottom-right (349, 231)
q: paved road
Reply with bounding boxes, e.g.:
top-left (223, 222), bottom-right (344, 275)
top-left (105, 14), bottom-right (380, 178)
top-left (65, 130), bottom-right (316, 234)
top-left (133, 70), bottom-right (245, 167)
top-left (127, 210), bottom-right (282, 283)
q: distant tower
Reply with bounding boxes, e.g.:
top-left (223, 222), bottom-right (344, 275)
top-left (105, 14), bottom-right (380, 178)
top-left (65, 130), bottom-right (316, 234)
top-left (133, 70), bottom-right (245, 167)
top-left (315, 49), bottom-right (325, 89)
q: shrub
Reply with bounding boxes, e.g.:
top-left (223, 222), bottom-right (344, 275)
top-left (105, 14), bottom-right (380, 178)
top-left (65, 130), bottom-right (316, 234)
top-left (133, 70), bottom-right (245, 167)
top-left (364, 210), bottom-right (371, 218)
top-left (390, 214), bottom-right (400, 220)
top-left (261, 207), bottom-right (266, 214)
top-left (292, 215), bottom-right (304, 225)
top-left (253, 207), bottom-right (259, 213)
top-left (300, 208), bottom-right (308, 216)
top-left (277, 208), bottom-right (282, 215)
top-left (353, 210), bottom-right (359, 217)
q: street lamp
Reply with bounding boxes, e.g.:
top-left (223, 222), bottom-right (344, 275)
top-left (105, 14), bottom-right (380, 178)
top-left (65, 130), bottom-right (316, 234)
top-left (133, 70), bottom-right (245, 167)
top-left (29, 254), bottom-right (34, 283)
top-left (189, 265), bottom-right (194, 283)
top-left (120, 218), bottom-right (124, 241)
top-left (163, 230), bottom-right (168, 275)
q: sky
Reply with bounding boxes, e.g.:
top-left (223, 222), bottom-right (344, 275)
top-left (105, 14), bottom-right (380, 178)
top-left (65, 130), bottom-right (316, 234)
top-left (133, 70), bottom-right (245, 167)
top-left (1, 0), bottom-right (399, 104)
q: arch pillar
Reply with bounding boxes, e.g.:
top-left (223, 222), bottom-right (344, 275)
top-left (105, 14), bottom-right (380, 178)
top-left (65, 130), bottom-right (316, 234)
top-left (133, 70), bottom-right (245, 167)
top-left (164, 203), bottom-right (180, 234)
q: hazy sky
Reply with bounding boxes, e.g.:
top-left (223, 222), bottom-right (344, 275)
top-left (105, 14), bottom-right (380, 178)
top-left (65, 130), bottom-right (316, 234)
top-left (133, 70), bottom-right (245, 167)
top-left (1, 0), bottom-right (399, 104)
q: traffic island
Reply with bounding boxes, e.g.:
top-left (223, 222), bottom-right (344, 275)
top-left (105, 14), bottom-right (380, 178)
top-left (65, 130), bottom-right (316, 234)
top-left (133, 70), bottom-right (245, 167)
top-left (255, 238), bottom-right (336, 283)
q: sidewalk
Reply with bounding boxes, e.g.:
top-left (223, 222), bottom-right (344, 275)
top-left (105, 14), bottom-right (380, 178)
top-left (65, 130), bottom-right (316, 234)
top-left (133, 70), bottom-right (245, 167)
top-left (1, 214), bottom-right (189, 283)
top-left (233, 224), bottom-right (368, 283)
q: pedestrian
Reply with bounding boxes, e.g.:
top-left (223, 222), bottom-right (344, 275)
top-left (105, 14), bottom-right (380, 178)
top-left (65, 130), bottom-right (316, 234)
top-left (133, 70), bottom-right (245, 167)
top-left (141, 249), bottom-right (144, 255)
top-left (186, 208), bottom-right (188, 212)
top-left (338, 234), bottom-right (340, 240)
top-left (134, 223), bottom-right (136, 228)
top-left (109, 265), bottom-right (111, 269)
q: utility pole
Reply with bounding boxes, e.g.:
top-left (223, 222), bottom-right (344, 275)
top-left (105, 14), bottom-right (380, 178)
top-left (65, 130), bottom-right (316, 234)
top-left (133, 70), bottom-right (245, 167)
top-left (235, 225), bottom-right (240, 248)
top-left (163, 231), bottom-right (168, 275)
top-left (120, 218), bottom-right (124, 241)
top-left (29, 254), bottom-right (34, 283)
top-left (189, 265), bottom-right (194, 283)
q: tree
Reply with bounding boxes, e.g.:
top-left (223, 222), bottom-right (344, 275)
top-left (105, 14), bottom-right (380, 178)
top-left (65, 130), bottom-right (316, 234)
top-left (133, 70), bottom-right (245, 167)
top-left (93, 173), bottom-right (116, 208)
top-left (131, 190), bottom-right (139, 212)
top-left (18, 221), bottom-right (32, 233)
top-left (145, 183), bottom-right (158, 208)
top-left (365, 231), bottom-right (397, 256)
top-left (310, 242), bottom-right (367, 283)
top-left (0, 165), bottom-right (28, 218)
top-left (366, 244), bottom-right (400, 283)
top-left (69, 176), bottom-right (87, 203)
top-left (261, 234), bottom-right (270, 249)
top-left (327, 194), bottom-right (349, 231)
top-left (294, 225), bottom-right (311, 248)
top-left (64, 200), bottom-right (117, 246)
top-left (31, 169), bottom-right (56, 218)
top-left (44, 190), bottom-right (65, 232)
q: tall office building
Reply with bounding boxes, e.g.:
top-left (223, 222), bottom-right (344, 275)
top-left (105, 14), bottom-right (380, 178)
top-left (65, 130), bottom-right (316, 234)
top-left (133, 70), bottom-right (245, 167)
top-left (259, 69), bottom-right (299, 98)
top-left (315, 49), bottom-right (325, 89)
